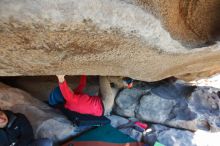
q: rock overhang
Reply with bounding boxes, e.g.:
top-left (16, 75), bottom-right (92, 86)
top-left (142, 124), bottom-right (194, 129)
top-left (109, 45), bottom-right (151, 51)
top-left (0, 0), bottom-right (220, 81)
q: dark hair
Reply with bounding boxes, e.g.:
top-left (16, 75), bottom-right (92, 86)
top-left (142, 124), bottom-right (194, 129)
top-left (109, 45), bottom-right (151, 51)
top-left (0, 108), bottom-right (5, 113)
top-left (122, 77), bottom-right (133, 84)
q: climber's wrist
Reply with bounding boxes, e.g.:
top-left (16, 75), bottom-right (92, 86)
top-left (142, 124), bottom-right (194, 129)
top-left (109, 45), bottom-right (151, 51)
top-left (56, 75), bottom-right (65, 83)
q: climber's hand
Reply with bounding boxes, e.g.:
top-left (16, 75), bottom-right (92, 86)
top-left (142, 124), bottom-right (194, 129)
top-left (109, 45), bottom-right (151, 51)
top-left (56, 75), bottom-right (65, 83)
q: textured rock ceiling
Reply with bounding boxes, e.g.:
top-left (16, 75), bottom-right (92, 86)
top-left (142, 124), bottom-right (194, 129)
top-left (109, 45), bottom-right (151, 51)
top-left (0, 0), bottom-right (220, 81)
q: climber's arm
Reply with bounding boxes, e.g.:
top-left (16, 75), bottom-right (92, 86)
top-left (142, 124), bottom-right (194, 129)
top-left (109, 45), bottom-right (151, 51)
top-left (74, 75), bottom-right (87, 93)
top-left (57, 75), bottom-right (77, 103)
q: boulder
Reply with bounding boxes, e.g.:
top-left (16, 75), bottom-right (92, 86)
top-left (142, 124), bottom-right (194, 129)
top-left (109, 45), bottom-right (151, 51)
top-left (144, 124), bottom-right (195, 146)
top-left (135, 0), bottom-right (220, 47)
top-left (144, 124), bottom-right (220, 146)
top-left (107, 115), bottom-right (220, 146)
top-left (114, 87), bottom-right (149, 117)
top-left (114, 80), bottom-right (220, 131)
top-left (188, 87), bottom-right (220, 132)
top-left (0, 83), bottom-right (89, 143)
top-left (108, 115), bottom-right (143, 142)
top-left (0, 0), bottom-right (220, 81)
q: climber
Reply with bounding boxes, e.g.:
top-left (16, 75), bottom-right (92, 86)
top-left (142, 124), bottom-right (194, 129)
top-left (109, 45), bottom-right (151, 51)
top-left (0, 109), bottom-right (53, 146)
top-left (49, 75), bottom-right (133, 116)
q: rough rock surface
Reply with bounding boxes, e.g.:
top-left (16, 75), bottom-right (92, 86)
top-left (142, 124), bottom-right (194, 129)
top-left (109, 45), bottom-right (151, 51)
top-left (144, 124), bottom-right (220, 146)
top-left (143, 124), bottom-right (195, 146)
top-left (0, 83), bottom-right (89, 143)
top-left (114, 80), bottom-right (220, 131)
top-left (0, 0), bottom-right (220, 81)
top-left (108, 115), bottom-right (220, 146)
top-left (135, 0), bottom-right (220, 47)
top-left (108, 115), bottom-right (143, 141)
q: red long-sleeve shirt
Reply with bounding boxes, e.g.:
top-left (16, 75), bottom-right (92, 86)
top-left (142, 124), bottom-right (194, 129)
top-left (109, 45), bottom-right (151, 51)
top-left (59, 75), bottom-right (103, 116)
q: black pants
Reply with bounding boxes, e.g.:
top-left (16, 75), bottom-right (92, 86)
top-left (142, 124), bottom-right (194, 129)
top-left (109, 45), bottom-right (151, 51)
top-left (60, 107), bottom-right (110, 126)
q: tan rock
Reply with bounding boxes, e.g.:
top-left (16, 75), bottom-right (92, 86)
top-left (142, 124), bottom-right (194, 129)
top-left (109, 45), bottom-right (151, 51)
top-left (0, 0), bottom-right (220, 81)
top-left (135, 0), bottom-right (220, 47)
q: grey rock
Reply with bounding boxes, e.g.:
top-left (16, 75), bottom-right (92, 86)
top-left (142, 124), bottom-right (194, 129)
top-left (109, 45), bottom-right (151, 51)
top-left (108, 115), bottom-right (143, 142)
top-left (144, 124), bottom-right (195, 146)
top-left (136, 92), bottom-right (177, 123)
top-left (108, 115), bottom-right (129, 127)
top-left (188, 87), bottom-right (220, 132)
top-left (114, 80), bottom-right (220, 131)
top-left (114, 87), bottom-right (148, 117)
top-left (107, 115), bottom-right (220, 146)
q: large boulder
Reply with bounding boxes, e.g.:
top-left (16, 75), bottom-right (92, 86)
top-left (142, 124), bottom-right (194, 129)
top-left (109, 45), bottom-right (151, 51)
top-left (135, 0), bottom-right (220, 47)
top-left (144, 124), bottom-right (220, 146)
top-left (114, 80), bottom-right (220, 131)
top-left (0, 83), bottom-right (89, 143)
top-left (108, 115), bottom-right (143, 142)
top-left (144, 124), bottom-right (195, 146)
top-left (188, 87), bottom-right (220, 132)
top-left (108, 114), bottom-right (220, 146)
top-left (0, 0), bottom-right (220, 81)
top-left (114, 88), bottom-right (149, 117)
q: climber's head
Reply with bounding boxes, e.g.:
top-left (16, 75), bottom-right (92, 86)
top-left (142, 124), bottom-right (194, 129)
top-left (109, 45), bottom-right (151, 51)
top-left (0, 110), bottom-right (8, 128)
top-left (122, 77), bottom-right (133, 89)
